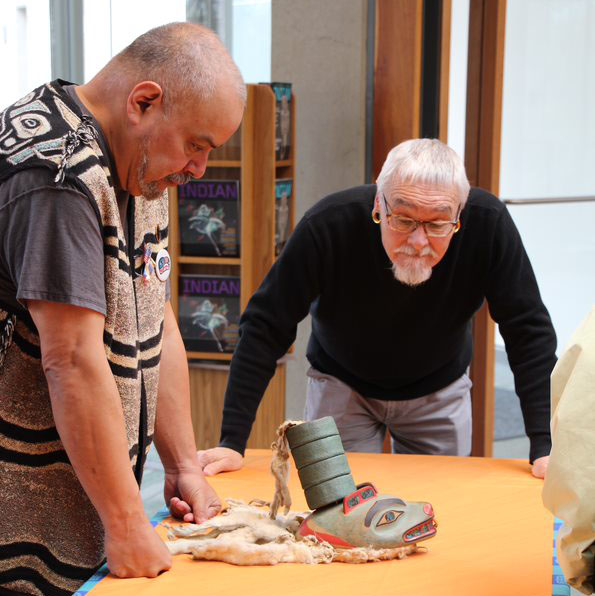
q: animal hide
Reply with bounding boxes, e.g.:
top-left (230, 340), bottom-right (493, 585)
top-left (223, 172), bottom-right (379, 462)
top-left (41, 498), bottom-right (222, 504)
top-left (269, 420), bottom-right (302, 519)
top-left (165, 499), bottom-right (417, 565)
top-left (165, 422), bottom-right (421, 565)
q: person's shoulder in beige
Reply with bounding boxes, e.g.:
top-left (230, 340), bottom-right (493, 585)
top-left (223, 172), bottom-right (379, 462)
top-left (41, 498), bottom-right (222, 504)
top-left (543, 307), bottom-right (595, 594)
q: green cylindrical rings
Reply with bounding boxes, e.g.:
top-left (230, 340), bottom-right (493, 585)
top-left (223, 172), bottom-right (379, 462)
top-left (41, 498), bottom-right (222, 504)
top-left (297, 454), bottom-right (352, 490)
top-left (303, 476), bottom-right (359, 510)
top-left (290, 435), bottom-right (345, 468)
top-left (286, 416), bottom-right (339, 449)
top-left (286, 417), bottom-right (357, 510)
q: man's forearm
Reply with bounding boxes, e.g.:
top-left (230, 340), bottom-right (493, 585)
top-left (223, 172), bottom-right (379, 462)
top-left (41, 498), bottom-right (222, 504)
top-left (153, 302), bottom-right (200, 471)
top-left (44, 345), bottom-right (146, 532)
top-left (218, 336), bottom-right (278, 454)
top-left (28, 300), bottom-right (148, 534)
top-left (29, 300), bottom-right (173, 576)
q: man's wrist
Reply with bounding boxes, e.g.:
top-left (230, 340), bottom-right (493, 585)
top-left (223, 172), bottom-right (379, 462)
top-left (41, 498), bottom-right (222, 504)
top-left (528, 433), bottom-right (551, 464)
top-left (218, 441), bottom-right (245, 457)
top-left (162, 456), bottom-right (203, 475)
top-left (155, 438), bottom-right (202, 474)
top-left (101, 497), bottom-right (148, 535)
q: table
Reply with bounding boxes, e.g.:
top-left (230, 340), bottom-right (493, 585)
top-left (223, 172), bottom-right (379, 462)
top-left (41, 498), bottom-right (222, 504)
top-left (82, 450), bottom-right (553, 596)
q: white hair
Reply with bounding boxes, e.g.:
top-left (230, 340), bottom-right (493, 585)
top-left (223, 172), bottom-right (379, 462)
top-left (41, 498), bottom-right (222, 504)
top-left (376, 138), bottom-right (470, 206)
top-left (113, 22), bottom-right (246, 111)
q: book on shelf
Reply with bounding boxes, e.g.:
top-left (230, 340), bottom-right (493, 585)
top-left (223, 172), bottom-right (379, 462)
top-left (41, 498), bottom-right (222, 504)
top-left (274, 178), bottom-right (292, 256)
top-left (269, 82), bottom-right (292, 161)
top-left (178, 274), bottom-right (241, 354)
top-left (177, 179), bottom-right (240, 257)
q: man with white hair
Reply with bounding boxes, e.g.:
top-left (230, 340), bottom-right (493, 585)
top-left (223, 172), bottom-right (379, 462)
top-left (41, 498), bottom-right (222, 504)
top-left (0, 23), bottom-right (244, 595)
top-left (199, 138), bottom-right (557, 483)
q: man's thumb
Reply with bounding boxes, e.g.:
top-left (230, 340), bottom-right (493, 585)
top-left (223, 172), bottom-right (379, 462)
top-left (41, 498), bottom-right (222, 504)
top-left (196, 449), bottom-right (214, 468)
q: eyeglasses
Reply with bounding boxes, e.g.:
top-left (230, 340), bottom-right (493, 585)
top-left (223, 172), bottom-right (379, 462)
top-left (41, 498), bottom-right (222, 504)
top-left (381, 194), bottom-right (461, 237)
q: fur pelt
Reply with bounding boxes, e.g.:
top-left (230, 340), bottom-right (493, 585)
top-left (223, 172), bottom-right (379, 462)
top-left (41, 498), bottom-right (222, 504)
top-left (165, 422), bottom-right (418, 565)
top-left (165, 499), bottom-right (417, 565)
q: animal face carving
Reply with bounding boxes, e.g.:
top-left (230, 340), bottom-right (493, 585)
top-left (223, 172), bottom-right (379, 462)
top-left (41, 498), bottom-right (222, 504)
top-left (297, 483), bottom-right (437, 549)
top-left (0, 88), bottom-right (64, 165)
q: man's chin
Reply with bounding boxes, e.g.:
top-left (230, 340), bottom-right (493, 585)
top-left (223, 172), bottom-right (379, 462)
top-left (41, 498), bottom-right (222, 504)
top-left (138, 179), bottom-right (167, 200)
top-left (391, 262), bottom-right (433, 287)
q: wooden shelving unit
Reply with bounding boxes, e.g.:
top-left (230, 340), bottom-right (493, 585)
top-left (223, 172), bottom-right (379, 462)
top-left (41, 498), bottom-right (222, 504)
top-left (206, 160), bottom-right (242, 168)
top-left (177, 256), bottom-right (242, 265)
top-left (167, 84), bottom-right (295, 449)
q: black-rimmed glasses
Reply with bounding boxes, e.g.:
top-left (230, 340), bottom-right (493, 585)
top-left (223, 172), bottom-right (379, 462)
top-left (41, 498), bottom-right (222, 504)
top-left (381, 194), bottom-right (461, 237)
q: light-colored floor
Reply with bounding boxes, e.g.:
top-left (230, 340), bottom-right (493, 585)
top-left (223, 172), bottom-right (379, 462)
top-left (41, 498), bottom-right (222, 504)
top-left (140, 447), bottom-right (168, 519)
top-left (492, 435), bottom-right (530, 459)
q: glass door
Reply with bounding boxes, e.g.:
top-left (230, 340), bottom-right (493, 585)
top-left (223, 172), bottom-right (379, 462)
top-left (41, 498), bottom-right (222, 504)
top-left (495, 0), bottom-right (595, 454)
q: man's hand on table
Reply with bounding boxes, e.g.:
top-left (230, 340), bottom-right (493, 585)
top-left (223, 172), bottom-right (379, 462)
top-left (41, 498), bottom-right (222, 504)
top-left (105, 509), bottom-right (172, 578)
top-left (531, 455), bottom-right (549, 479)
top-left (196, 447), bottom-right (244, 476)
top-left (165, 466), bottom-right (221, 523)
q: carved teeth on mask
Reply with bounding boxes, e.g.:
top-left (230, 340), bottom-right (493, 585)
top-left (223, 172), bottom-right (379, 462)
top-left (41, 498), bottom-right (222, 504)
top-left (403, 518), bottom-right (437, 543)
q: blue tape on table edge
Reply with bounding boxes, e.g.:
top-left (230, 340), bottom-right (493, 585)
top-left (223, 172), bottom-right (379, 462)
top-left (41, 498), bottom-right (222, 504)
top-left (72, 510), bottom-right (573, 595)
top-left (553, 518), bottom-right (571, 596)
top-left (72, 506), bottom-right (170, 595)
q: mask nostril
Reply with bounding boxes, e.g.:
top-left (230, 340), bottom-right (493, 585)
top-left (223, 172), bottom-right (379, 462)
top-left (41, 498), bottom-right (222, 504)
top-left (423, 504), bottom-right (433, 516)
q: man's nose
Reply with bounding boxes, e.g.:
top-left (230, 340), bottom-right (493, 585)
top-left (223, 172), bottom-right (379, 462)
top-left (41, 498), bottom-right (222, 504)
top-left (185, 153), bottom-right (209, 179)
top-left (407, 224), bottom-right (429, 250)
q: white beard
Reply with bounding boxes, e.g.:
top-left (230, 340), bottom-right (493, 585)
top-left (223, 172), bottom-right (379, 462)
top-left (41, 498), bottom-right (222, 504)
top-left (391, 246), bottom-right (437, 286)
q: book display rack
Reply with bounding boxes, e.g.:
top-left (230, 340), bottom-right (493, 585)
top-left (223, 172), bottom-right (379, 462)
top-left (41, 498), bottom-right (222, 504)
top-left (167, 84), bottom-right (295, 448)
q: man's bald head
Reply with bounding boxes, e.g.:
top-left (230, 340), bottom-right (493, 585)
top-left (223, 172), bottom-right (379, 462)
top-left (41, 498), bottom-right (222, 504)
top-left (105, 22), bottom-right (245, 112)
top-left (77, 23), bottom-right (245, 199)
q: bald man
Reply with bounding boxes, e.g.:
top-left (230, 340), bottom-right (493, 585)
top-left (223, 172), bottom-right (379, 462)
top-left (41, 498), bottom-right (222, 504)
top-left (0, 23), bottom-right (244, 595)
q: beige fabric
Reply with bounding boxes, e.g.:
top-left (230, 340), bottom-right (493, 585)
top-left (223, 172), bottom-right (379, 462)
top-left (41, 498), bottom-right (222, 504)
top-left (543, 307), bottom-right (595, 594)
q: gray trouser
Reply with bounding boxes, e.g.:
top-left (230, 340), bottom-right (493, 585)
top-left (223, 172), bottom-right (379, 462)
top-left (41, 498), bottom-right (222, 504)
top-left (305, 366), bottom-right (472, 456)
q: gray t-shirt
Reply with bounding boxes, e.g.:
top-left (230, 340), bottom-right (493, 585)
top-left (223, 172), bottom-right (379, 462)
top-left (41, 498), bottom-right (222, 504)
top-left (0, 85), bottom-right (168, 318)
top-left (0, 167), bottom-right (108, 314)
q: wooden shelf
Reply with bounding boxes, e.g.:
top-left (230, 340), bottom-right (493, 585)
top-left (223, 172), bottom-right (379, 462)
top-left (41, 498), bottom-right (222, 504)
top-left (168, 84), bottom-right (296, 449)
top-left (207, 160), bottom-right (241, 168)
top-left (178, 256), bottom-right (241, 265)
top-left (186, 351), bottom-right (233, 361)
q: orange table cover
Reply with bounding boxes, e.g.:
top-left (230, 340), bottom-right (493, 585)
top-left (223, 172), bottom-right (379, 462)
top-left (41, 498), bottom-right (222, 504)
top-left (89, 450), bottom-right (552, 596)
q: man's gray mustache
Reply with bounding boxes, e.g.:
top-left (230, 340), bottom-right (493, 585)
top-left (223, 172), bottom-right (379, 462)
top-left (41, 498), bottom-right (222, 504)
top-left (166, 172), bottom-right (193, 185)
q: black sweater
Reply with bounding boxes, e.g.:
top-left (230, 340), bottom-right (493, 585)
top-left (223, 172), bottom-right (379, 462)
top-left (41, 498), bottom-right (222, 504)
top-left (220, 185), bottom-right (557, 462)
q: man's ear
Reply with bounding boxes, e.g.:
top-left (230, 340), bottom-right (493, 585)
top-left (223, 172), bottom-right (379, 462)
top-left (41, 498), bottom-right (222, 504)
top-left (372, 194), bottom-right (382, 224)
top-left (126, 81), bottom-right (164, 125)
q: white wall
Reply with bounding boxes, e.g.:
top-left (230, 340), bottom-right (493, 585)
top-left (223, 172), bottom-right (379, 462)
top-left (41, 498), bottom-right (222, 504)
top-left (232, 0), bottom-right (271, 83)
top-left (499, 0), bottom-right (595, 352)
top-left (83, 0), bottom-right (186, 81)
top-left (447, 0), bottom-right (470, 162)
top-left (271, 0), bottom-right (368, 419)
top-left (83, 0), bottom-right (270, 85)
top-left (82, 0), bottom-right (111, 82)
top-left (0, 0), bottom-right (51, 109)
top-left (501, 0), bottom-right (595, 200)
